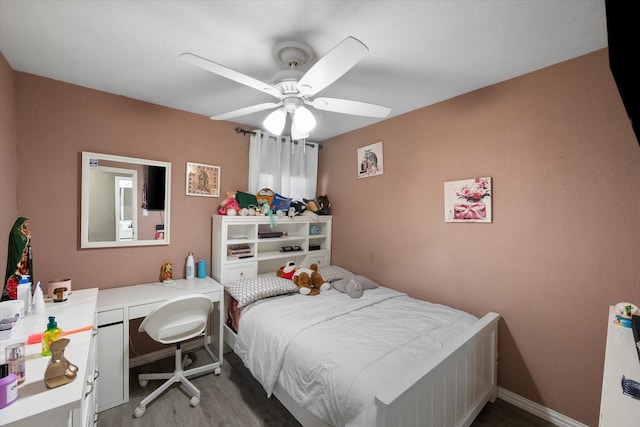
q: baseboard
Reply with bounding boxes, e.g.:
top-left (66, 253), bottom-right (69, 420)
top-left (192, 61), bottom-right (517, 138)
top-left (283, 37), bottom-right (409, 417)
top-left (129, 339), bottom-right (209, 369)
top-left (497, 387), bottom-right (587, 427)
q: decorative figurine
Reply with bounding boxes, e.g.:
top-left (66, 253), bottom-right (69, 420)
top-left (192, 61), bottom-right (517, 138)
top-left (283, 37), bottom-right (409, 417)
top-left (160, 261), bottom-right (173, 283)
top-left (2, 217), bottom-right (32, 301)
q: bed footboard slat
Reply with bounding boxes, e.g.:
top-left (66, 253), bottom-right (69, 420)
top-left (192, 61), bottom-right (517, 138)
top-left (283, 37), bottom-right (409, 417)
top-left (375, 312), bottom-right (499, 427)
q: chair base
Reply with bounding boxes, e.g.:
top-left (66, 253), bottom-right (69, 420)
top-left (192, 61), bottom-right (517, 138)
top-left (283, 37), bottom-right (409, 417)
top-left (133, 344), bottom-right (218, 418)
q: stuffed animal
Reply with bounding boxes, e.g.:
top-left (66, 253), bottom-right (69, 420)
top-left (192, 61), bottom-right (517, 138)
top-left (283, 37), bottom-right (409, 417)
top-left (332, 275), bottom-right (378, 298)
top-left (276, 261), bottom-right (329, 296)
top-left (288, 200), bottom-right (307, 217)
top-left (304, 198), bottom-right (319, 213)
top-left (316, 195), bottom-right (331, 215)
top-left (276, 261), bottom-right (297, 280)
top-left (217, 191), bottom-right (241, 215)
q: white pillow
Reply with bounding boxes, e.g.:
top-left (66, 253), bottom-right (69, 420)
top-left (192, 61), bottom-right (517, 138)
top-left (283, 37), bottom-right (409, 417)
top-left (223, 275), bottom-right (298, 308)
top-left (317, 265), bottom-right (355, 282)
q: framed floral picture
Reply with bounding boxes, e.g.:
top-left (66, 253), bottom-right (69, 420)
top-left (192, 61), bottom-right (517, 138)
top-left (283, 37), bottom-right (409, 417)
top-left (186, 162), bottom-right (220, 197)
top-left (357, 141), bottom-right (383, 178)
top-left (444, 177), bottom-right (492, 223)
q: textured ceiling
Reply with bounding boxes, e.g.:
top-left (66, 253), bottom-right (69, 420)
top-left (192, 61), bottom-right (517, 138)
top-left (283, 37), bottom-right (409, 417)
top-left (0, 1), bottom-right (608, 141)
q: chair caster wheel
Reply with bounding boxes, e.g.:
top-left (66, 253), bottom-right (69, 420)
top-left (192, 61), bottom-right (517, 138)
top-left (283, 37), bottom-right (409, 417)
top-left (139, 379), bottom-right (148, 387)
top-left (214, 367), bottom-right (221, 376)
top-left (190, 396), bottom-right (200, 407)
top-left (134, 406), bottom-right (145, 418)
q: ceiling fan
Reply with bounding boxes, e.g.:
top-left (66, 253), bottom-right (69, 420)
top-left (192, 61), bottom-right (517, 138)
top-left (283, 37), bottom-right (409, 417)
top-left (180, 36), bottom-right (391, 139)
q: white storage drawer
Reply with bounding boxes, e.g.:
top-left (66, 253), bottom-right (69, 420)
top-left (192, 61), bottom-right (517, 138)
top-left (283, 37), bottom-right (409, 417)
top-left (304, 252), bottom-right (330, 267)
top-left (225, 262), bottom-right (258, 282)
top-left (97, 308), bottom-right (123, 325)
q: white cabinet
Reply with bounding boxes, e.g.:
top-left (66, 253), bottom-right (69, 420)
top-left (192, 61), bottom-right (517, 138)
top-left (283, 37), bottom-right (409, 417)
top-left (599, 306), bottom-right (640, 426)
top-left (71, 324), bottom-right (99, 427)
top-left (211, 215), bottom-right (332, 283)
top-left (96, 309), bottom-right (125, 412)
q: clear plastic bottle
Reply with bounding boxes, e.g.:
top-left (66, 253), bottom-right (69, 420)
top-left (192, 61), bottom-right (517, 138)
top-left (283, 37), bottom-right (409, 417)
top-left (186, 252), bottom-right (195, 280)
top-left (42, 316), bottom-right (62, 356)
top-left (17, 276), bottom-right (32, 316)
top-left (5, 343), bottom-right (25, 385)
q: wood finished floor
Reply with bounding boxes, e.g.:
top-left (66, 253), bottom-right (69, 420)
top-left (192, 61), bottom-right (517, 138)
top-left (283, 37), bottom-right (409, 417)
top-left (97, 349), bottom-right (556, 427)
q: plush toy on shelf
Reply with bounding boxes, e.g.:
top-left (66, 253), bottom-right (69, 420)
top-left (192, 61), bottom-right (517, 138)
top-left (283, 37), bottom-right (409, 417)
top-left (217, 191), bottom-right (241, 216)
top-left (316, 195), bottom-right (331, 215)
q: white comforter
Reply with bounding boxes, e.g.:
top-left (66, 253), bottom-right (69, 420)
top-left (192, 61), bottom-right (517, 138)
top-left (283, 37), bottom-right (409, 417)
top-left (234, 286), bottom-right (478, 427)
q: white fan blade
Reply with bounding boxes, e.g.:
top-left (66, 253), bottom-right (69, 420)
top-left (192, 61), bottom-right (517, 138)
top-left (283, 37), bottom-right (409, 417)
top-left (180, 53), bottom-right (282, 99)
top-left (210, 102), bottom-right (283, 120)
top-left (307, 97), bottom-right (391, 118)
top-left (298, 36), bottom-right (368, 96)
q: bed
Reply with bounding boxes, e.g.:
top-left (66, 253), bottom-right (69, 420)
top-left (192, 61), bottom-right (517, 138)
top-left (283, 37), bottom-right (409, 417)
top-left (221, 266), bottom-right (499, 427)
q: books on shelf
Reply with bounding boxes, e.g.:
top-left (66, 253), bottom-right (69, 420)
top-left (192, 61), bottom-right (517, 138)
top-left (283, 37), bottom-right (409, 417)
top-left (228, 243), bottom-right (252, 258)
top-left (229, 253), bottom-right (253, 259)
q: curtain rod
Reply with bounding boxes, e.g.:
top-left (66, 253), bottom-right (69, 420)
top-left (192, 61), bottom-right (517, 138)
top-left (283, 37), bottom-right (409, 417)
top-left (235, 127), bottom-right (322, 149)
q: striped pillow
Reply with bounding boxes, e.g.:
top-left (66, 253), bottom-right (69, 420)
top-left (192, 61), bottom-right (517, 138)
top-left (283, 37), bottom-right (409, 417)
top-left (224, 275), bottom-right (298, 308)
top-left (317, 265), bottom-right (355, 283)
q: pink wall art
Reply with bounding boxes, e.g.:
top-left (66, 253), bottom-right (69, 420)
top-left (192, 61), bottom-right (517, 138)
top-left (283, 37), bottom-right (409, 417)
top-left (444, 177), bottom-right (492, 223)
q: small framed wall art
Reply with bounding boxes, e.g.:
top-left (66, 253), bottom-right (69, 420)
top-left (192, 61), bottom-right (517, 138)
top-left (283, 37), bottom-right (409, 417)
top-left (186, 162), bottom-right (220, 197)
top-left (444, 177), bottom-right (492, 223)
top-left (357, 141), bottom-right (384, 178)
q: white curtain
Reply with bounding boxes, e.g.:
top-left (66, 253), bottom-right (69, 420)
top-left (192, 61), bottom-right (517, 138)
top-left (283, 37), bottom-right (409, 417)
top-left (248, 130), bottom-right (318, 200)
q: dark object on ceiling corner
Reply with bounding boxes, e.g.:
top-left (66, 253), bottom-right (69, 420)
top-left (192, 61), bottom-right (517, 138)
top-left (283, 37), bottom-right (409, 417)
top-left (605, 0), bottom-right (639, 144)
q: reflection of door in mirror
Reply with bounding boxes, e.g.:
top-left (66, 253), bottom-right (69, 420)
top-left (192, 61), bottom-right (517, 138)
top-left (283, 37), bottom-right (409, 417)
top-left (115, 176), bottom-right (136, 241)
top-left (88, 167), bottom-right (137, 243)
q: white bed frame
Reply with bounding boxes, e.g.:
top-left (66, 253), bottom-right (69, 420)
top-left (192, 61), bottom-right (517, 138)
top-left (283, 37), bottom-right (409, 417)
top-left (222, 306), bottom-right (500, 427)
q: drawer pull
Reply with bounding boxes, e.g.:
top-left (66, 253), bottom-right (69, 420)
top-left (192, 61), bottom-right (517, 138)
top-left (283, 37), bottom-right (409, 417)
top-left (84, 380), bottom-right (94, 398)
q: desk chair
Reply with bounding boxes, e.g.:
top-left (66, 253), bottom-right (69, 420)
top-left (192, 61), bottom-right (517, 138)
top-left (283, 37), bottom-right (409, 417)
top-left (133, 294), bottom-right (216, 418)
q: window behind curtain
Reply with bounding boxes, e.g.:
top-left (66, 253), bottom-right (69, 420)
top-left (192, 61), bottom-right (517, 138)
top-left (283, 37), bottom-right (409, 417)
top-left (248, 130), bottom-right (318, 200)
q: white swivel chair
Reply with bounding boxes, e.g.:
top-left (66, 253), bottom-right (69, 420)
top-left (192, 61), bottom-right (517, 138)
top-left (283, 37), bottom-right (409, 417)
top-left (133, 294), bottom-right (218, 418)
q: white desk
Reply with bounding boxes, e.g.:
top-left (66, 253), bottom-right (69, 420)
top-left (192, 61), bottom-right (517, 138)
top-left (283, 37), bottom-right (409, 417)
top-left (599, 306), bottom-right (640, 426)
top-left (96, 277), bottom-right (224, 411)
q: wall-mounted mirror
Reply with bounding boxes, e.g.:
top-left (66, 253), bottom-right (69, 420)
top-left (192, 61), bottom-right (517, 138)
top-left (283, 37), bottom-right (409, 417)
top-left (81, 151), bottom-right (171, 248)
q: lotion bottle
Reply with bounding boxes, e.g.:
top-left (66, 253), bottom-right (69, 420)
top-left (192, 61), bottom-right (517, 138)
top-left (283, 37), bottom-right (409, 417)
top-left (186, 252), bottom-right (195, 280)
top-left (42, 316), bottom-right (62, 356)
top-left (0, 364), bottom-right (17, 409)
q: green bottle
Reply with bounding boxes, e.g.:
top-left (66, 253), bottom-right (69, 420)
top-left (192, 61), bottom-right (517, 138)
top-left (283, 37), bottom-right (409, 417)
top-left (41, 316), bottom-right (62, 356)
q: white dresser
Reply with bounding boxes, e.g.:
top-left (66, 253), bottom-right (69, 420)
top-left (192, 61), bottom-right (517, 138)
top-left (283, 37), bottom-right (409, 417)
top-left (0, 289), bottom-right (99, 427)
top-left (599, 306), bottom-right (640, 426)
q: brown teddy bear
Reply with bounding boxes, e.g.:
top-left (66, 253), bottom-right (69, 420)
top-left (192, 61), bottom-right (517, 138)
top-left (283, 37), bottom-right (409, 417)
top-left (276, 261), bottom-right (329, 296)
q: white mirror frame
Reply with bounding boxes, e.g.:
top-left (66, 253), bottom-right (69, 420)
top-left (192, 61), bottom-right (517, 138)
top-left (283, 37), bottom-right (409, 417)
top-left (81, 151), bottom-right (171, 248)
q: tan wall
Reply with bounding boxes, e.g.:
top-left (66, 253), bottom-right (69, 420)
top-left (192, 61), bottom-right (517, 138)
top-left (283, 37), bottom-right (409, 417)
top-left (2, 48), bottom-right (637, 425)
top-left (12, 72), bottom-right (249, 289)
top-left (318, 48), bottom-right (639, 426)
top-left (0, 53), bottom-right (19, 281)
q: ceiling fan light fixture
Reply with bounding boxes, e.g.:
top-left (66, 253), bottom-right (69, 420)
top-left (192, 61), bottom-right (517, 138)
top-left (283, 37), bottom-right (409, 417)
top-left (263, 108), bottom-right (286, 135)
top-left (293, 106), bottom-right (316, 133)
top-left (291, 119), bottom-right (310, 140)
